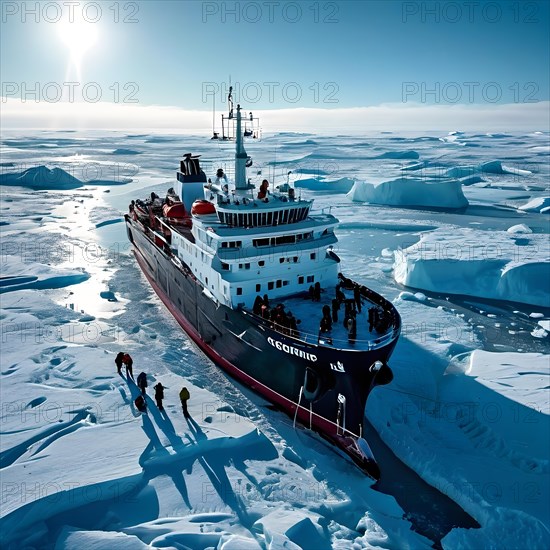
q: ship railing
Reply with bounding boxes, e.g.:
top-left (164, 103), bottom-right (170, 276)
top-left (304, 328), bottom-right (399, 350)
top-left (246, 310), bottom-right (399, 351)
top-left (340, 275), bottom-right (401, 331)
top-left (212, 191), bottom-right (310, 208)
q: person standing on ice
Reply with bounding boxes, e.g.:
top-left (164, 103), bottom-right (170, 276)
top-left (137, 372), bottom-right (147, 395)
top-left (122, 354), bottom-right (133, 379)
top-left (134, 394), bottom-right (146, 413)
top-left (179, 386), bottom-right (191, 419)
top-left (154, 382), bottom-right (165, 411)
top-left (115, 352), bottom-right (124, 375)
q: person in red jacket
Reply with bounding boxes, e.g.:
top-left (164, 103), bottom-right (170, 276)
top-left (115, 352), bottom-right (124, 375)
top-left (122, 353), bottom-right (133, 379)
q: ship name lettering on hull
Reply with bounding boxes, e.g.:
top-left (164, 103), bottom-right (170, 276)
top-left (267, 337), bottom-right (317, 362)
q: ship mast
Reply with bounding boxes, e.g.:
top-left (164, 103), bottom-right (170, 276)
top-left (234, 104), bottom-right (249, 190)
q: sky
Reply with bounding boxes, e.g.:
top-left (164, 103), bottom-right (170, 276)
top-left (1, 0), bottom-right (549, 131)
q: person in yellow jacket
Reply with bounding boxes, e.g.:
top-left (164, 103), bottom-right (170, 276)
top-left (179, 387), bottom-right (190, 418)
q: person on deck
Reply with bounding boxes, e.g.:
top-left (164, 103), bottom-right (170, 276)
top-left (253, 295), bottom-right (264, 315)
top-left (179, 386), bottom-right (191, 419)
top-left (331, 298), bottom-right (340, 323)
top-left (336, 284), bottom-right (345, 303)
top-left (122, 354), bottom-right (133, 379)
top-left (313, 282), bottom-right (321, 301)
top-left (257, 179), bottom-right (270, 200)
top-left (320, 315), bottom-right (332, 334)
top-left (354, 285), bottom-right (362, 313)
top-left (347, 310), bottom-right (357, 343)
top-left (115, 352), bottom-right (124, 375)
top-left (154, 382), bottom-right (165, 411)
top-left (287, 312), bottom-right (299, 338)
top-left (214, 168), bottom-right (228, 185)
top-left (137, 372), bottom-right (147, 395)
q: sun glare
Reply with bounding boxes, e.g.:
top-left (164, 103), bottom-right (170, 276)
top-left (58, 19), bottom-right (98, 64)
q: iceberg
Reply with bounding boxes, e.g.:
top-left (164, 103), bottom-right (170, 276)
top-left (393, 228), bottom-right (550, 307)
top-left (0, 165), bottom-right (83, 190)
top-left (0, 165), bottom-right (131, 189)
top-left (347, 177), bottom-right (468, 209)
top-left (445, 160), bottom-right (532, 178)
top-left (519, 197), bottom-right (550, 213)
top-left (294, 176), bottom-right (355, 193)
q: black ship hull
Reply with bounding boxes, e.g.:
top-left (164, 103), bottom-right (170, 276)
top-left (125, 215), bottom-right (400, 478)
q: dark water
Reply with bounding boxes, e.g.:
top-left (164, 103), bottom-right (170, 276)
top-left (365, 419), bottom-right (480, 547)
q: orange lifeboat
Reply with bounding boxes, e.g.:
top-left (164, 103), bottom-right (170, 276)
top-left (191, 199), bottom-right (216, 216)
top-left (163, 202), bottom-right (186, 218)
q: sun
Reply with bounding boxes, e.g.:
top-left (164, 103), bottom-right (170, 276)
top-left (57, 18), bottom-right (98, 65)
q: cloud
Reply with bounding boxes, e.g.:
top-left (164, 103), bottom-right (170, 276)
top-left (2, 97), bottom-right (548, 133)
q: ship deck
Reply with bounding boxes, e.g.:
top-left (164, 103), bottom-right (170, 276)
top-left (249, 283), bottom-right (399, 352)
top-left (130, 215), bottom-right (398, 353)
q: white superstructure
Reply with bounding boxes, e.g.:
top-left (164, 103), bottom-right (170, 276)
top-left (171, 105), bottom-right (341, 309)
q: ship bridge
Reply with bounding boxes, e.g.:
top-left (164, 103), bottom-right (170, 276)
top-left (217, 198), bottom-right (311, 227)
top-left (203, 185), bottom-right (312, 228)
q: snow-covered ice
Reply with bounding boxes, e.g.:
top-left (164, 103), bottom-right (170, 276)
top-left (1, 129), bottom-right (549, 549)
top-left (347, 177), bottom-right (469, 209)
top-left (394, 228), bottom-right (550, 307)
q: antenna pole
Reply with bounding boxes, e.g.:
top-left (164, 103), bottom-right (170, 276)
top-left (212, 92), bottom-right (215, 135)
top-left (234, 105), bottom-right (248, 190)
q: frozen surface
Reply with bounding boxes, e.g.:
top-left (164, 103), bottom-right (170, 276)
top-left (1, 129), bottom-right (549, 549)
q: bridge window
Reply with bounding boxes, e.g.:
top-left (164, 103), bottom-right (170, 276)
top-left (236, 287), bottom-right (243, 295)
top-left (256, 284), bottom-right (261, 292)
top-left (221, 263), bottom-right (230, 270)
top-left (298, 276), bottom-right (304, 284)
top-left (253, 238), bottom-right (270, 247)
top-left (272, 234), bottom-right (296, 246)
top-left (268, 281), bottom-right (274, 290)
top-left (307, 275), bottom-right (314, 283)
